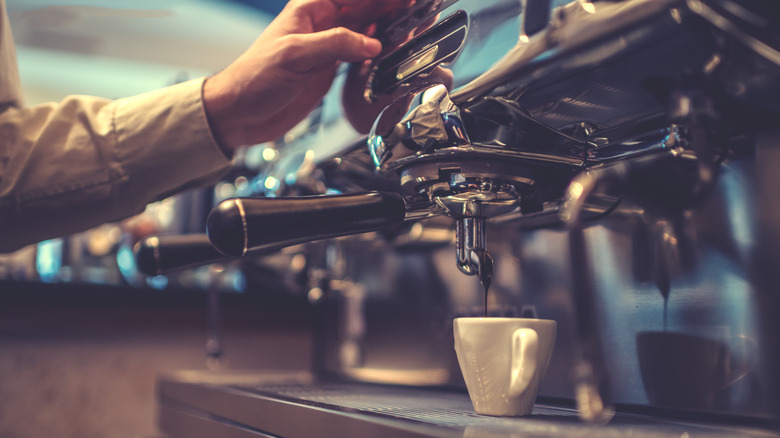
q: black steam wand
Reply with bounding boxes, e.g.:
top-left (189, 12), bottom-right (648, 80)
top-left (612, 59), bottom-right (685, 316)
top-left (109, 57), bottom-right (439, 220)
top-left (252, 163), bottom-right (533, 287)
top-left (559, 143), bottom-right (715, 423)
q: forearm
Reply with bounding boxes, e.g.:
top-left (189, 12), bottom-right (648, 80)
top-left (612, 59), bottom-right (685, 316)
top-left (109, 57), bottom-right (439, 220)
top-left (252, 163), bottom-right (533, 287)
top-left (0, 78), bottom-right (231, 252)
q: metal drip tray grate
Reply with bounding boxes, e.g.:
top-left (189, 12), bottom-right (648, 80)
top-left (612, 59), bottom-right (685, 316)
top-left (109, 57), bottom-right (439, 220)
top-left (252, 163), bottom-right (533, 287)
top-left (243, 382), bottom-right (582, 431)
top-left (158, 371), bottom-right (779, 438)
top-left (237, 382), bottom-right (772, 437)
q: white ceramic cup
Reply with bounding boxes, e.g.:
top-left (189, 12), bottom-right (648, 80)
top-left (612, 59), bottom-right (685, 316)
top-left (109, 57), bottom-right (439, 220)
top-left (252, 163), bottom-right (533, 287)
top-left (454, 317), bottom-right (557, 416)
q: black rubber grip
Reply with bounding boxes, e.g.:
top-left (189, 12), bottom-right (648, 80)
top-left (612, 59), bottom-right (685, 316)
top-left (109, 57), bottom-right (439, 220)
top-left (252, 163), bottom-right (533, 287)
top-left (134, 234), bottom-right (226, 276)
top-left (206, 192), bottom-right (407, 256)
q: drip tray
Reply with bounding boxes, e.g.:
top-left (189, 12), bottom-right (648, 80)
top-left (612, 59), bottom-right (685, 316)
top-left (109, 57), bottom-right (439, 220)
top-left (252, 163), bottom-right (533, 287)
top-left (157, 370), bottom-right (778, 438)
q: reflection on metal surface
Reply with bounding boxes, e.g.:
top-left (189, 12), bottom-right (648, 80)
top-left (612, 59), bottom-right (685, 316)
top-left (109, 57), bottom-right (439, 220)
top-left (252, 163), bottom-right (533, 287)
top-left (342, 368), bottom-right (451, 386)
top-left (396, 45), bottom-right (439, 81)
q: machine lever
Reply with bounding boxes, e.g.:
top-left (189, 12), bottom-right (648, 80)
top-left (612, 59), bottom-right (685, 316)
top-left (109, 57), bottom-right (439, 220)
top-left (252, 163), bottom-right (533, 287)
top-left (206, 192), bottom-right (408, 257)
top-left (134, 234), bottom-right (227, 276)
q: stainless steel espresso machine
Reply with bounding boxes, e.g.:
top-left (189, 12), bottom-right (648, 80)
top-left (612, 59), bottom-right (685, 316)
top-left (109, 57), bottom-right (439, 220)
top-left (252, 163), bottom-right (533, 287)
top-left (138, 0), bottom-right (780, 436)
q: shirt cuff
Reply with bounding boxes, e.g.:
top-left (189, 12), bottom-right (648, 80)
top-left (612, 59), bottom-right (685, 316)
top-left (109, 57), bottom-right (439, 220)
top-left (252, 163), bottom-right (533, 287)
top-left (112, 77), bottom-right (232, 206)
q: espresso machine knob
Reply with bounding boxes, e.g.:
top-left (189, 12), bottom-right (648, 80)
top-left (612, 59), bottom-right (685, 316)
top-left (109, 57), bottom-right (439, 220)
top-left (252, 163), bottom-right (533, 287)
top-left (206, 192), bottom-right (408, 256)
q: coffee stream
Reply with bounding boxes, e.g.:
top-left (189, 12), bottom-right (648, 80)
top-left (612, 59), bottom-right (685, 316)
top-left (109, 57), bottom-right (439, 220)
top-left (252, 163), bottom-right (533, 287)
top-left (663, 296), bottom-right (669, 331)
top-left (658, 275), bottom-right (670, 331)
top-left (475, 250), bottom-right (494, 316)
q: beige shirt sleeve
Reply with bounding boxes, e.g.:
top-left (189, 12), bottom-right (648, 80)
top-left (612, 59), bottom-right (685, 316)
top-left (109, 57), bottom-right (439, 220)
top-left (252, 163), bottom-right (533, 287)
top-left (0, 79), bottom-right (233, 253)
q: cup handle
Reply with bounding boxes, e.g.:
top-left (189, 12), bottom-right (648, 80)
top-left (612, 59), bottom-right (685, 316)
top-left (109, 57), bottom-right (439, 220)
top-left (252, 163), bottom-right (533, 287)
top-left (722, 335), bottom-right (758, 389)
top-left (509, 328), bottom-right (539, 397)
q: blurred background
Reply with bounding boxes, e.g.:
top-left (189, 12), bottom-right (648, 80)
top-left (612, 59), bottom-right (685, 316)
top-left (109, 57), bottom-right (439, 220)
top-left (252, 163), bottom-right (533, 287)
top-left (0, 2), bottom-right (316, 438)
top-left (4, 1), bottom-right (780, 436)
top-left (9, 0), bottom-right (282, 104)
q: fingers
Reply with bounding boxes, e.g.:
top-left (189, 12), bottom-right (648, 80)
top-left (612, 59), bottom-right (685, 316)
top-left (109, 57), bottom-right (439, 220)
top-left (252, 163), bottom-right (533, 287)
top-left (283, 27), bottom-right (382, 71)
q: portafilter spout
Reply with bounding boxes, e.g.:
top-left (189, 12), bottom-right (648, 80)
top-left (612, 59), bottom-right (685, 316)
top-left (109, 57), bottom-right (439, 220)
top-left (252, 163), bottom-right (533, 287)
top-left (455, 200), bottom-right (494, 294)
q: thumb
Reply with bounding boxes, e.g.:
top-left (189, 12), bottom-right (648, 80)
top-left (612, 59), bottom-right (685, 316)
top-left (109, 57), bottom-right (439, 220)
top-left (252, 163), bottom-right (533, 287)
top-left (290, 27), bottom-right (382, 69)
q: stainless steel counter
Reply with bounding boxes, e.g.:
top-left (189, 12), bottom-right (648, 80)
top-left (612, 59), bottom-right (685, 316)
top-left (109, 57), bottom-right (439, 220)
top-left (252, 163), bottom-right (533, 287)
top-left (157, 371), bottom-right (779, 438)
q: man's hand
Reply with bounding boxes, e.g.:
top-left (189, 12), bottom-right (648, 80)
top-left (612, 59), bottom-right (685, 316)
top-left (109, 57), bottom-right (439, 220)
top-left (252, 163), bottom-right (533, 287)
top-left (203, 0), bottom-right (387, 149)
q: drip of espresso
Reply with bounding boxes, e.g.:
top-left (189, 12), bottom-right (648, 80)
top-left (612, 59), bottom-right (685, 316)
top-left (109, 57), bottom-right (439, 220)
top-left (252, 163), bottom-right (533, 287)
top-left (475, 250), bottom-right (494, 316)
top-left (483, 282), bottom-right (491, 316)
top-left (663, 296), bottom-right (669, 331)
top-left (657, 278), bottom-right (670, 331)
top-left (655, 261), bottom-right (670, 331)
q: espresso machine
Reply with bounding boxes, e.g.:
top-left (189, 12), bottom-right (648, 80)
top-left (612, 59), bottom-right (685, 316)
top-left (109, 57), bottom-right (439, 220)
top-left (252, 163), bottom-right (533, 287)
top-left (138, 0), bottom-right (780, 436)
